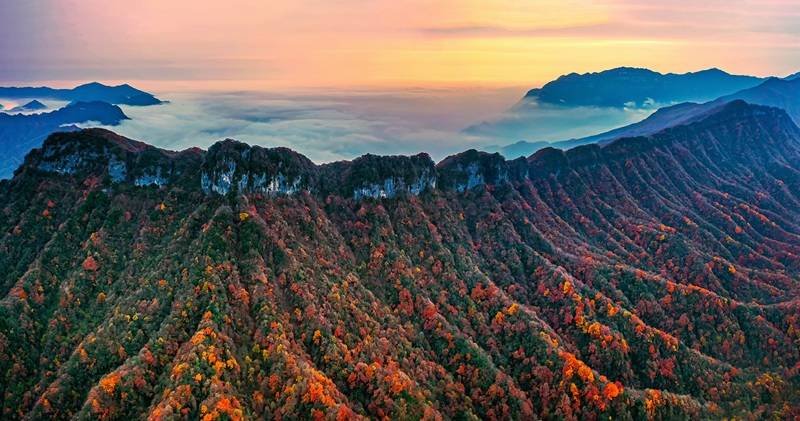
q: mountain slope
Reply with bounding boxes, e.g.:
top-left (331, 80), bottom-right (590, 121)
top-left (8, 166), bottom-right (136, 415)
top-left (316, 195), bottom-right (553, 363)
top-left (585, 77), bottom-right (800, 148)
top-left (0, 102), bottom-right (129, 179)
top-left (499, 77), bottom-right (800, 158)
top-left (525, 67), bottom-right (763, 108)
top-left (1, 102), bottom-right (799, 420)
top-left (717, 77), bottom-right (800, 120)
top-left (0, 82), bottom-right (162, 106)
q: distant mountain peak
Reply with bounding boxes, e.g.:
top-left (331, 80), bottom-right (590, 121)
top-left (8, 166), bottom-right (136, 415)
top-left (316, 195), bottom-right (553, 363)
top-left (8, 100), bottom-right (47, 113)
top-left (61, 100), bottom-right (130, 123)
top-left (694, 67), bottom-right (727, 74)
top-left (605, 66), bottom-right (658, 73)
top-left (75, 81), bottom-right (106, 88)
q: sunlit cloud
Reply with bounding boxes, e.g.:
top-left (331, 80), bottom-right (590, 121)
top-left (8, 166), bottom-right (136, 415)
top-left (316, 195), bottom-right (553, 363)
top-left (1, 0), bottom-right (798, 87)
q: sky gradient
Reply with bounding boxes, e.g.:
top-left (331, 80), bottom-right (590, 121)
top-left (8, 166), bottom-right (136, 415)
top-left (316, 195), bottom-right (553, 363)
top-left (2, 0), bottom-right (799, 88)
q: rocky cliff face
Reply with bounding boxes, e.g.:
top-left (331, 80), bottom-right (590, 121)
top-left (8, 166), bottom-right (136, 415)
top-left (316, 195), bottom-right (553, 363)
top-left (1, 101), bottom-right (799, 420)
top-left (22, 128), bottom-right (201, 189)
top-left (200, 139), bottom-right (316, 196)
top-left (320, 153), bottom-right (437, 200)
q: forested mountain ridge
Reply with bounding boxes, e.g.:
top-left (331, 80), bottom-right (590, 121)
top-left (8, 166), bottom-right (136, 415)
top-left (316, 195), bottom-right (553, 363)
top-left (1, 101), bottom-right (799, 420)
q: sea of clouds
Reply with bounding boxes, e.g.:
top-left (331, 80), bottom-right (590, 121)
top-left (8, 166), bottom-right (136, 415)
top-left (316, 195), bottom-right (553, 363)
top-left (87, 87), bottom-right (654, 163)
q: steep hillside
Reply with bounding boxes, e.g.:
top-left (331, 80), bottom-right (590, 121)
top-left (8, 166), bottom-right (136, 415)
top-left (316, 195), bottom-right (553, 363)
top-left (1, 102), bottom-right (799, 420)
top-left (584, 77), bottom-right (800, 149)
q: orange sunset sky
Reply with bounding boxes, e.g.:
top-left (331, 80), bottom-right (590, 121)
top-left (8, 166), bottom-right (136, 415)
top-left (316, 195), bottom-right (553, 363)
top-left (1, 0), bottom-right (799, 88)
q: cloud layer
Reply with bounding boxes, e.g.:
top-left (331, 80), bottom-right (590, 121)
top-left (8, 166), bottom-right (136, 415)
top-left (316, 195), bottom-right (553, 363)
top-left (86, 88), bottom-right (649, 163)
top-left (87, 88), bottom-right (517, 162)
top-left (464, 101), bottom-right (652, 143)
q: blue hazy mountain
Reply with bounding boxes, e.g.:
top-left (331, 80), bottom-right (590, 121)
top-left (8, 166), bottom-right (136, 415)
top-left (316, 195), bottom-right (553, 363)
top-left (0, 82), bottom-right (162, 106)
top-left (495, 76), bottom-right (800, 158)
top-left (8, 100), bottom-right (48, 113)
top-left (525, 67), bottom-right (764, 108)
top-left (0, 101), bottom-right (129, 178)
top-left (467, 67), bottom-right (765, 150)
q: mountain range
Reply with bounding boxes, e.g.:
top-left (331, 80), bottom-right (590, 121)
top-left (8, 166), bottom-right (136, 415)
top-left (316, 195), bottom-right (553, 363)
top-left (467, 67), bottom-right (769, 149)
top-left (0, 82), bottom-right (163, 106)
top-left (0, 82), bottom-right (162, 179)
top-left (0, 102), bottom-right (129, 178)
top-left (1, 100), bottom-right (798, 419)
top-left (524, 67), bottom-right (765, 108)
top-left (497, 73), bottom-right (800, 158)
